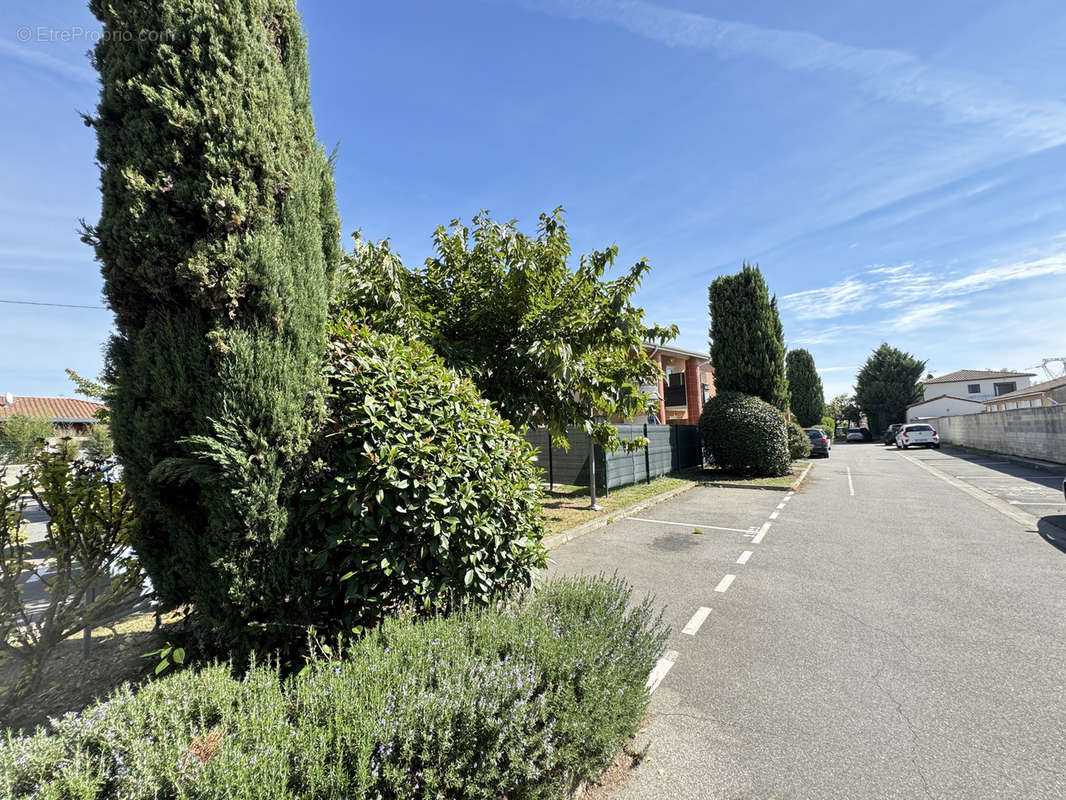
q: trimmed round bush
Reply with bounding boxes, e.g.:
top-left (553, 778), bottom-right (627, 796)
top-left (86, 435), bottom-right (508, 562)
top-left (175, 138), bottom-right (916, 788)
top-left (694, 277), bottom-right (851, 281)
top-left (786, 420), bottom-right (812, 460)
top-left (698, 391), bottom-right (791, 477)
top-left (305, 324), bottom-right (547, 632)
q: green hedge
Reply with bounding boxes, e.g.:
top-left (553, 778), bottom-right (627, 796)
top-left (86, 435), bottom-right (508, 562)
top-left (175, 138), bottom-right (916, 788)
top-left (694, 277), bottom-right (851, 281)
top-left (819, 416), bottom-right (836, 441)
top-left (786, 420), bottom-right (812, 460)
top-left (0, 576), bottom-right (666, 800)
top-left (698, 391), bottom-right (791, 477)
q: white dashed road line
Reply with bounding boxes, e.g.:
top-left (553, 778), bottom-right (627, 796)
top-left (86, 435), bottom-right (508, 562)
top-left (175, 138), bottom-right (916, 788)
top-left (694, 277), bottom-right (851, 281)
top-left (751, 522), bottom-right (771, 544)
top-left (776, 502), bottom-right (786, 510)
top-left (769, 511), bottom-right (779, 519)
top-left (846, 466), bottom-right (855, 497)
top-left (628, 517), bottom-right (753, 533)
top-left (714, 574), bottom-right (736, 593)
top-left (682, 607), bottom-right (712, 635)
top-left (736, 550), bottom-right (753, 565)
top-left (646, 650), bottom-right (678, 693)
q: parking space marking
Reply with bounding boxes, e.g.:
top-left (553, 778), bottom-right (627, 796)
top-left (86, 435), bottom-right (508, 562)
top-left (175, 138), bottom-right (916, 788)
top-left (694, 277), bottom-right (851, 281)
top-left (682, 607), bottom-right (712, 635)
top-left (903, 454), bottom-right (1037, 530)
top-left (715, 574), bottom-right (736, 592)
top-left (736, 550), bottom-right (753, 565)
top-left (646, 650), bottom-right (678, 693)
top-left (752, 522), bottom-right (771, 544)
top-left (628, 517), bottom-right (753, 534)
top-left (846, 466), bottom-right (855, 496)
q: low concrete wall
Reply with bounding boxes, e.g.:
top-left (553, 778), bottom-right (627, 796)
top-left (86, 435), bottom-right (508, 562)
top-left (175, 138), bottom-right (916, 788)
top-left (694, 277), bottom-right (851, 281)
top-left (932, 405), bottom-right (1066, 464)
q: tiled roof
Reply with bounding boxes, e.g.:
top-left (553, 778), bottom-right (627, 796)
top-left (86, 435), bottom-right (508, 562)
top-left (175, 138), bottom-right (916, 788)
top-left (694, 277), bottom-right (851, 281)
top-left (923, 369), bottom-right (1036, 384)
top-left (985, 375), bottom-right (1066, 403)
top-left (0, 396), bottom-right (106, 423)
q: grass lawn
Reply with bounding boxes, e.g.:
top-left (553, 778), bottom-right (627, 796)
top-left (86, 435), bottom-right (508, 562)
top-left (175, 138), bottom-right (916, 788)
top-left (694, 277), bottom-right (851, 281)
top-left (540, 475), bottom-right (694, 535)
top-left (680, 460), bottom-right (811, 489)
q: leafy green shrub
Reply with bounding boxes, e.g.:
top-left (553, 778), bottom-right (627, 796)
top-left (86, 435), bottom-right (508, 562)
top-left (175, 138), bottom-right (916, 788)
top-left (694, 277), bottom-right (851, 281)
top-left (786, 421), bottom-right (812, 460)
top-left (1, 447), bottom-right (145, 712)
top-left (0, 414), bottom-right (54, 464)
top-left (819, 415), bottom-right (836, 441)
top-left (83, 424), bottom-right (114, 460)
top-left (698, 391), bottom-right (790, 477)
top-left (304, 324), bottom-right (547, 633)
top-left (0, 576), bottom-right (667, 800)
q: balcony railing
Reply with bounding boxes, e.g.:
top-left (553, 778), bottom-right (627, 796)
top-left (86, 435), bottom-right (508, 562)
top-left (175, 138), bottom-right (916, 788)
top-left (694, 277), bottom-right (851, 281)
top-left (664, 385), bottom-right (687, 407)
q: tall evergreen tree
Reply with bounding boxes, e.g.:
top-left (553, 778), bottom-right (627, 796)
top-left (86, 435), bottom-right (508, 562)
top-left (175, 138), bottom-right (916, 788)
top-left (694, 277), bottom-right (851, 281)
top-left (854, 343), bottom-right (926, 434)
top-left (785, 349), bottom-right (825, 426)
top-left (85, 0), bottom-right (340, 639)
top-left (708, 263), bottom-right (789, 411)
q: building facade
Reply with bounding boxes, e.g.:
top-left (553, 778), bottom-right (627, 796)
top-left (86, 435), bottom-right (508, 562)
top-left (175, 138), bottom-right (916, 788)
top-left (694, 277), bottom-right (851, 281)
top-left (921, 369), bottom-right (1035, 404)
top-left (906, 394), bottom-right (986, 422)
top-left (984, 375), bottom-right (1066, 411)
top-left (644, 344), bottom-right (714, 426)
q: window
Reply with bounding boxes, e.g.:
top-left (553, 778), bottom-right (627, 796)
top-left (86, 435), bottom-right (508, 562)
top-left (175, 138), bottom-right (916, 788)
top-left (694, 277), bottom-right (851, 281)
top-left (664, 372), bottom-right (686, 407)
top-left (993, 382), bottom-right (1017, 396)
top-left (967, 384), bottom-right (981, 394)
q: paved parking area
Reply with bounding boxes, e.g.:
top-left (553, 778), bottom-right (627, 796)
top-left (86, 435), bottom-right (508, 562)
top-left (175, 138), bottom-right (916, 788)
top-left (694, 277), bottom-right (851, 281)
top-left (546, 484), bottom-right (788, 648)
top-left (903, 446), bottom-right (1066, 517)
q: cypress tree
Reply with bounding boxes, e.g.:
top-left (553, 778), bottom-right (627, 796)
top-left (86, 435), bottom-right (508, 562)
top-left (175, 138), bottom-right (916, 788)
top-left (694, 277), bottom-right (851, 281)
top-left (85, 0), bottom-right (340, 641)
top-left (854, 343), bottom-right (927, 434)
top-left (708, 263), bottom-right (789, 411)
top-left (785, 349), bottom-right (825, 427)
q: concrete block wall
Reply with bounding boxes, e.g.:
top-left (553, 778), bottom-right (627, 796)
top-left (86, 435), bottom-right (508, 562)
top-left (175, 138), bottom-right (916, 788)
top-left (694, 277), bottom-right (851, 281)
top-left (932, 405), bottom-right (1066, 464)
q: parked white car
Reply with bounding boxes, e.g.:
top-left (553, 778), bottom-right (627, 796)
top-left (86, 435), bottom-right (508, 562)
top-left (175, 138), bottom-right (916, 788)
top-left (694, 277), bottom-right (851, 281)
top-left (895, 423), bottom-right (940, 449)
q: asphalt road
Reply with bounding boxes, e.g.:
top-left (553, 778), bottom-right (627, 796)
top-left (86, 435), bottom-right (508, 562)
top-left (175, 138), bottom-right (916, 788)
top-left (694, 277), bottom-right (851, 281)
top-left (548, 442), bottom-right (1066, 799)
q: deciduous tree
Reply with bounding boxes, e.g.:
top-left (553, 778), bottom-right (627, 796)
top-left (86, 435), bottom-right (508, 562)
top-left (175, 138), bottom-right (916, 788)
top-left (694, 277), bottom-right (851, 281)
top-left (336, 209), bottom-right (676, 450)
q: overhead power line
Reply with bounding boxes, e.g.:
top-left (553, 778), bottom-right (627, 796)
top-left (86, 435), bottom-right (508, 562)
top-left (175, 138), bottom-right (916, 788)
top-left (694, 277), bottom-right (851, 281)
top-left (0, 298), bottom-right (107, 310)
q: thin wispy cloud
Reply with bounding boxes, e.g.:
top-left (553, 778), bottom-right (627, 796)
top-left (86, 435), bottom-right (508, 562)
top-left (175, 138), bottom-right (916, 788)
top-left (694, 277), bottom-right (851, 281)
top-left (524, 0), bottom-right (1066, 153)
top-left (781, 254), bottom-right (1066, 330)
top-left (776, 277), bottom-right (870, 320)
top-left (0, 39), bottom-right (96, 84)
top-left (889, 301), bottom-right (960, 332)
top-left (936, 255), bottom-right (1066, 296)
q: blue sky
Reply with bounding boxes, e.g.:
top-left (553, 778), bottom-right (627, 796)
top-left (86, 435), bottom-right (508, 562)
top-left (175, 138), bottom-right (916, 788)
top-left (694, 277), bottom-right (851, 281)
top-left (3, 0), bottom-right (1066, 401)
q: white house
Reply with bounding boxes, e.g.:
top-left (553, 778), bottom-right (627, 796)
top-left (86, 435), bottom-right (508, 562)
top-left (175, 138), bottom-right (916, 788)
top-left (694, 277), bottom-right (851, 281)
top-left (921, 369), bottom-right (1035, 403)
top-left (984, 375), bottom-right (1066, 411)
top-left (906, 394), bottom-right (986, 422)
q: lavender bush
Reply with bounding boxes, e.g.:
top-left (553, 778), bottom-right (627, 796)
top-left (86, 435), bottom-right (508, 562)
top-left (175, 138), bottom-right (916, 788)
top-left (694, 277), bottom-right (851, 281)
top-left (1, 576), bottom-right (666, 799)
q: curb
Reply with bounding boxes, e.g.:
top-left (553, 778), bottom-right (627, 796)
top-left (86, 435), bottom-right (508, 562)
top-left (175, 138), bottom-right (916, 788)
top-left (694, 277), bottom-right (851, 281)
top-left (696, 461), bottom-right (814, 493)
top-left (542, 481), bottom-right (697, 551)
top-left (789, 460), bottom-right (815, 491)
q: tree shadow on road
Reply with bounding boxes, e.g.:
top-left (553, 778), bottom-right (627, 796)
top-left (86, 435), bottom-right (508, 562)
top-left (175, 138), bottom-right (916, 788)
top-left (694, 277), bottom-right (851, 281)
top-left (1037, 516), bottom-right (1066, 555)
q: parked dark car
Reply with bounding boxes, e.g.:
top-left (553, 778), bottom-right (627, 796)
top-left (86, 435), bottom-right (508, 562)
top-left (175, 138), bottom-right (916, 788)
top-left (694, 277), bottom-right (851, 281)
top-left (883, 423), bottom-right (904, 445)
top-left (804, 427), bottom-right (831, 458)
